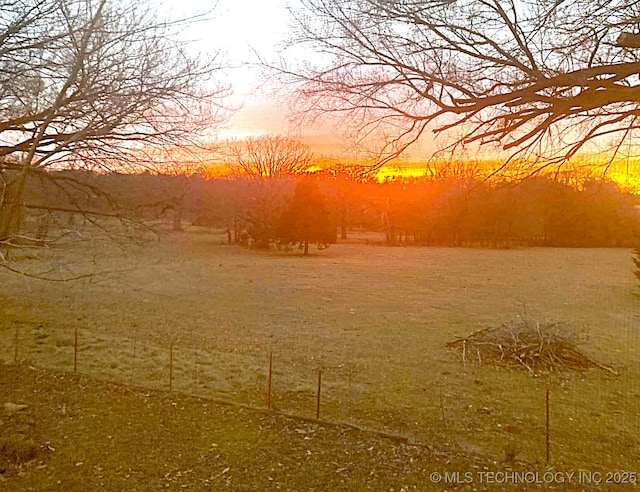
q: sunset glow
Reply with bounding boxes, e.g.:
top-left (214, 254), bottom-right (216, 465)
top-left (146, 0), bottom-right (640, 190)
top-left (4, 2), bottom-right (640, 486)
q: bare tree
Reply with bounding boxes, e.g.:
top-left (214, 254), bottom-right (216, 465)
top-left (0, 0), bottom-right (228, 277)
top-left (286, 0), bottom-right (640, 175)
top-left (224, 134), bottom-right (313, 179)
top-left (219, 135), bottom-right (313, 248)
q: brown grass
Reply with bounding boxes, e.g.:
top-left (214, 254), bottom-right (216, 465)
top-left (1, 227), bottom-right (640, 475)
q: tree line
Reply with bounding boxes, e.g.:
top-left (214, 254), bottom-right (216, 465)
top-left (14, 166), bottom-right (640, 252)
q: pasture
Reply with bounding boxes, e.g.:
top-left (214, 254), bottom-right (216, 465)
top-left (2, 229), bottom-right (640, 472)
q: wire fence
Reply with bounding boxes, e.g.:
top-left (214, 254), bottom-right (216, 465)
top-left (3, 321), bottom-right (640, 469)
top-left (5, 322), bottom-right (378, 426)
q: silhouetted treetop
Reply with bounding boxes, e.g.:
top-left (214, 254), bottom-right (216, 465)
top-left (224, 135), bottom-right (313, 179)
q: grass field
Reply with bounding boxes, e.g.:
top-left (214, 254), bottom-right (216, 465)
top-left (2, 228), bottom-right (640, 477)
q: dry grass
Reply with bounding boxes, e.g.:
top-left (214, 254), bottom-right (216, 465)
top-left (2, 227), bottom-right (640, 474)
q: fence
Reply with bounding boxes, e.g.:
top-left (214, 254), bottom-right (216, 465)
top-left (3, 321), bottom-right (640, 470)
top-left (6, 322), bottom-right (381, 426)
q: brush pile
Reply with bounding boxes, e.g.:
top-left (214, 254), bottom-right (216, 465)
top-left (446, 319), bottom-right (618, 376)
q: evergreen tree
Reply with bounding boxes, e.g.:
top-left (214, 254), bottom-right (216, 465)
top-left (277, 178), bottom-right (336, 255)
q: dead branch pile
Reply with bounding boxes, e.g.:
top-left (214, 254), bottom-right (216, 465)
top-left (446, 320), bottom-right (618, 376)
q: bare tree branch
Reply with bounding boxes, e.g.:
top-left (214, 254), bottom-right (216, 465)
top-left (223, 134), bottom-right (313, 179)
top-left (284, 0), bottom-right (640, 173)
top-left (0, 0), bottom-right (230, 279)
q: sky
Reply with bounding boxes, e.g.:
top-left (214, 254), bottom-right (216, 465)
top-left (157, 0), bottom-right (437, 169)
top-left (154, 0), bottom-right (440, 174)
top-left (153, 0), bottom-right (640, 186)
top-left (159, 0), bottom-right (305, 138)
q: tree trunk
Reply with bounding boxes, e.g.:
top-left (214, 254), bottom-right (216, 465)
top-left (340, 203), bottom-right (348, 240)
top-left (233, 216), bottom-right (240, 244)
top-left (172, 198), bottom-right (184, 232)
top-left (304, 240), bottom-right (309, 255)
top-left (0, 167), bottom-right (28, 242)
top-left (36, 213), bottom-right (50, 246)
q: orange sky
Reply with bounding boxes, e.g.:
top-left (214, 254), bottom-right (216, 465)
top-left (154, 0), bottom-right (640, 191)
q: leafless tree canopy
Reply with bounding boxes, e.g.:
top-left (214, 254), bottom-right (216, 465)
top-left (0, 0), bottom-right (228, 276)
top-left (288, 0), bottom-right (640, 172)
top-left (0, 0), bottom-right (226, 168)
top-left (225, 135), bottom-right (313, 178)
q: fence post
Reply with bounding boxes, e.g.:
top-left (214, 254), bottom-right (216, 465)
top-left (14, 325), bottom-right (19, 365)
top-left (546, 385), bottom-right (551, 464)
top-left (267, 352), bottom-right (273, 410)
top-left (130, 339), bottom-right (137, 386)
top-left (73, 327), bottom-right (78, 372)
top-left (194, 346), bottom-right (199, 389)
top-left (316, 369), bottom-right (323, 420)
top-left (169, 342), bottom-right (174, 392)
